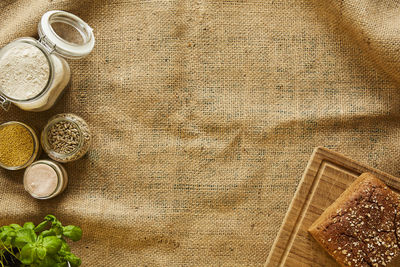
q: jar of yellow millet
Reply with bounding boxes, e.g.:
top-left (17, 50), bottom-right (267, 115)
top-left (0, 121), bottom-right (40, 170)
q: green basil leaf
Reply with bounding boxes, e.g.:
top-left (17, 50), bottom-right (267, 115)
top-left (1, 229), bottom-right (16, 241)
top-left (4, 236), bottom-right (12, 246)
top-left (43, 236), bottom-right (62, 255)
top-left (8, 230), bottom-right (16, 237)
top-left (0, 226), bottom-right (12, 235)
top-left (60, 239), bottom-right (71, 252)
top-left (20, 243), bottom-right (36, 265)
top-left (0, 230), bottom-right (9, 241)
top-left (45, 215), bottom-right (63, 238)
top-left (9, 224), bottom-right (22, 230)
top-left (8, 231), bottom-right (17, 247)
top-left (45, 215), bottom-right (62, 227)
top-left (38, 255), bottom-right (56, 267)
top-left (37, 246), bottom-right (46, 260)
top-left (36, 234), bottom-right (43, 243)
top-left (34, 221), bottom-right (48, 233)
top-left (41, 229), bottom-right (56, 237)
top-left (44, 215), bottom-right (57, 223)
top-left (52, 253), bottom-right (62, 262)
top-left (15, 228), bottom-right (36, 248)
top-left (62, 226), bottom-right (82, 241)
top-left (23, 222), bottom-right (35, 230)
top-left (54, 228), bottom-right (64, 239)
top-left (65, 253), bottom-right (81, 267)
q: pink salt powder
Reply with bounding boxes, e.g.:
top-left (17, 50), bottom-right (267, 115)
top-left (24, 163), bottom-right (58, 197)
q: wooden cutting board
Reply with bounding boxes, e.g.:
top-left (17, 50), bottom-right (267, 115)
top-left (265, 147), bottom-right (400, 267)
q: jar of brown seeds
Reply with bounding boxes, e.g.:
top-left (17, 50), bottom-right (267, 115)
top-left (41, 113), bottom-right (91, 163)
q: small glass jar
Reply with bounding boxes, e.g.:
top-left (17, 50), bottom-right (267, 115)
top-left (0, 10), bottom-right (95, 112)
top-left (41, 113), bottom-right (92, 163)
top-left (23, 160), bottom-right (68, 199)
top-left (0, 121), bottom-right (40, 170)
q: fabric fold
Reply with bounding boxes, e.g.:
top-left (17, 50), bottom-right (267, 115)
top-left (316, 0), bottom-right (400, 83)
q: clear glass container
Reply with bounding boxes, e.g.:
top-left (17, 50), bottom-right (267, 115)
top-left (41, 113), bottom-right (92, 163)
top-left (23, 160), bottom-right (68, 199)
top-left (0, 10), bottom-right (95, 112)
top-left (0, 121), bottom-right (40, 170)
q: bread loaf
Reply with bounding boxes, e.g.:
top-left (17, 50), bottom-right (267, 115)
top-left (308, 173), bottom-right (400, 267)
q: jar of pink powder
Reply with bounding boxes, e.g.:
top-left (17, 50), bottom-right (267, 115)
top-left (23, 159), bottom-right (68, 199)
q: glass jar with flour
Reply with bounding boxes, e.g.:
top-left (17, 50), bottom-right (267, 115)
top-left (0, 10), bottom-right (95, 112)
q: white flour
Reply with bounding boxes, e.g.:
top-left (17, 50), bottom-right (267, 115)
top-left (0, 42), bottom-right (50, 100)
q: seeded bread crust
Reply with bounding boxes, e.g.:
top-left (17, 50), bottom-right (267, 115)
top-left (308, 173), bottom-right (400, 267)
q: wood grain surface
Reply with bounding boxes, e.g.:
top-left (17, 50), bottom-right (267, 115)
top-left (265, 147), bottom-right (400, 267)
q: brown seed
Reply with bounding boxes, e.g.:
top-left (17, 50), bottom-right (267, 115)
top-left (48, 120), bottom-right (80, 154)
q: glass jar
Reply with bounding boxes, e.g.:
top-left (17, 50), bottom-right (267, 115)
top-left (23, 160), bottom-right (68, 199)
top-left (41, 113), bottom-right (92, 163)
top-left (0, 10), bottom-right (95, 112)
top-left (0, 121), bottom-right (40, 170)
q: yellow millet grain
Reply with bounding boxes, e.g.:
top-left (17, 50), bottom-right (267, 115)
top-left (0, 124), bottom-right (34, 167)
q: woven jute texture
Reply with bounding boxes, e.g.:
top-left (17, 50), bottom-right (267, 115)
top-left (1, 0), bottom-right (400, 266)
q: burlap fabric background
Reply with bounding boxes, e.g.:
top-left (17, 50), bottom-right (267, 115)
top-left (1, 0), bottom-right (400, 266)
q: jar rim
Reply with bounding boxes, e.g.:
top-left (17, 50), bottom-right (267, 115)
top-left (0, 121), bottom-right (40, 170)
top-left (0, 38), bottom-right (55, 103)
top-left (23, 160), bottom-right (64, 199)
top-left (38, 10), bottom-right (95, 59)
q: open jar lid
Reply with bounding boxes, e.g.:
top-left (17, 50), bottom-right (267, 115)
top-left (38, 10), bottom-right (95, 59)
